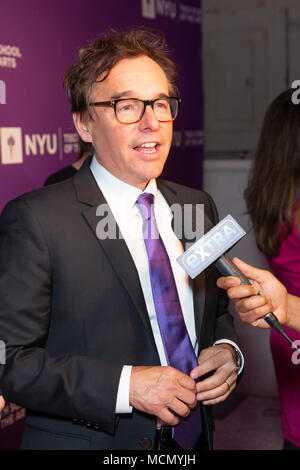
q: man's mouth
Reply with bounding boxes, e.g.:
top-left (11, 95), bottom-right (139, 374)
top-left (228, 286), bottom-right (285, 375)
top-left (133, 142), bottom-right (160, 154)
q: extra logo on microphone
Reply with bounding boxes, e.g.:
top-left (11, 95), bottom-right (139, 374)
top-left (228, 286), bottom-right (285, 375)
top-left (177, 215), bottom-right (246, 279)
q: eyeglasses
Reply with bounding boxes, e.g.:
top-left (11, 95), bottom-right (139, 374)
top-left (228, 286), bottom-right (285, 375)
top-left (88, 97), bottom-right (181, 124)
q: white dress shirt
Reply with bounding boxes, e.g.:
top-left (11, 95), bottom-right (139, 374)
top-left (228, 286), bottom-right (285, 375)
top-left (90, 156), bottom-right (243, 413)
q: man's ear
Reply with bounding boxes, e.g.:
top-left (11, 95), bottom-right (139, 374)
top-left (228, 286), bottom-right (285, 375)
top-left (72, 113), bottom-right (92, 143)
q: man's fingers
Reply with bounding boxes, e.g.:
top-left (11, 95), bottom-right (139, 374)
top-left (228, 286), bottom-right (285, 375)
top-left (175, 387), bottom-right (197, 409)
top-left (158, 395), bottom-right (196, 426)
top-left (196, 367), bottom-right (237, 393)
top-left (129, 366), bottom-right (197, 422)
top-left (192, 346), bottom-right (235, 381)
top-left (172, 369), bottom-right (197, 408)
top-left (198, 380), bottom-right (235, 402)
top-left (170, 397), bottom-right (193, 418)
top-left (176, 370), bottom-right (197, 391)
top-left (198, 346), bottom-right (233, 371)
top-left (200, 383), bottom-right (236, 405)
top-left (158, 408), bottom-right (179, 426)
top-left (190, 345), bottom-right (238, 406)
top-left (197, 372), bottom-right (237, 404)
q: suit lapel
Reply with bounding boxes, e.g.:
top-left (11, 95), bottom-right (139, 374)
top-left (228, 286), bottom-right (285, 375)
top-left (73, 163), bottom-right (207, 349)
top-left (72, 160), bottom-right (155, 340)
top-left (157, 179), bottom-right (206, 344)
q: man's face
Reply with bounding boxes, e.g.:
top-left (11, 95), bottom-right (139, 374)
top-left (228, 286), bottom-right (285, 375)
top-left (76, 55), bottom-right (174, 189)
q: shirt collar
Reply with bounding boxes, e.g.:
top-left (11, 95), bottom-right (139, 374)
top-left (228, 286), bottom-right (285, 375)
top-left (90, 155), bottom-right (158, 215)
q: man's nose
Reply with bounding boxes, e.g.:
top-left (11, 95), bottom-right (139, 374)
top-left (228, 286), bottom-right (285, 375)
top-left (138, 104), bottom-right (160, 131)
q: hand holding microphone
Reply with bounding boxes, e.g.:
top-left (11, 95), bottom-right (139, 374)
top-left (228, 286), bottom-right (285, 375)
top-left (177, 215), bottom-right (300, 353)
top-left (217, 257), bottom-right (300, 334)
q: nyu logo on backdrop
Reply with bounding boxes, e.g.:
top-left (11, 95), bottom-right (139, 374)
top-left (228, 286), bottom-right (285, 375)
top-left (0, 127), bottom-right (80, 164)
top-left (142, 0), bottom-right (156, 18)
top-left (0, 128), bottom-right (23, 164)
top-left (142, 0), bottom-right (177, 20)
top-left (141, 0), bottom-right (201, 23)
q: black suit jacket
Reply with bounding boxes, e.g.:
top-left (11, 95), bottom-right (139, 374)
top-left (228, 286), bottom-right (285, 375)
top-left (0, 160), bottom-right (238, 450)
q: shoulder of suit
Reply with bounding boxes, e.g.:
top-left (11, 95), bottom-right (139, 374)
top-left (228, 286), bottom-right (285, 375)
top-left (2, 177), bottom-right (75, 215)
top-left (157, 178), bottom-right (215, 205)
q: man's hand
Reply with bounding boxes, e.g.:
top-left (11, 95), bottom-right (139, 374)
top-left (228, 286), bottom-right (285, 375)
top-left (129, 366), bottom-right (197, 425)
top-left (216, 257), bottom-right (288, 328)
top-left (190, 344), bottom-right (238, 405)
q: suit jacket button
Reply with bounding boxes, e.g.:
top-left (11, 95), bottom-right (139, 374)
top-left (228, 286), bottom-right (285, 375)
top-left (139, 438), bottom-right (152, 449)
top-left (72, 418), bottom-right (84, 425)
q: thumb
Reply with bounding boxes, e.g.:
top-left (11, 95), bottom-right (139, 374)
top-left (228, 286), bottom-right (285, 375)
top-left (232, 257), bottom-right (268, 283)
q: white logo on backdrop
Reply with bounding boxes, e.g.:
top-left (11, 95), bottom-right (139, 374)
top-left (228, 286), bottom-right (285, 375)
top-left (0, 44), bottom-right (22, 69)
top-left (142, 0), bottom-right (156, 19)
top-left (142, 0), bottom-right (177, 20)
top-left (0, 127), bottom-right (23, 164)
top-left (0, 80), bottom-right (5, 104)
top-left (0, 128), bottom-right (80, 164)
top-left (141, 0), bottom-right (201, 23)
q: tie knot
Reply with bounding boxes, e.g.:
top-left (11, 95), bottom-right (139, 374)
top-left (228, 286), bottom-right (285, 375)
top-left (136, 192), bottom-right (154, 221)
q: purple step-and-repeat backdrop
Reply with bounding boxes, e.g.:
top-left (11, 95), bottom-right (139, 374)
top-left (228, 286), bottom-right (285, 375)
top-left (0, 0), bottom-right (202, 449)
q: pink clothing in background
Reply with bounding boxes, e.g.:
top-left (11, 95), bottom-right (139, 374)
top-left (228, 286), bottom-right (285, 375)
top-left (269, 210), bottom-right (300, 447)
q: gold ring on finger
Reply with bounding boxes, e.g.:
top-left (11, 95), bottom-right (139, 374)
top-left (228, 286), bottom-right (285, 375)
top-left (225, 380), bottom-right (231, 391)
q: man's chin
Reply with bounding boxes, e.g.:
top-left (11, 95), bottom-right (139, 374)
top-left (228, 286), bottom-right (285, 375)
top-left (139, 167), bottom-right (165, 186)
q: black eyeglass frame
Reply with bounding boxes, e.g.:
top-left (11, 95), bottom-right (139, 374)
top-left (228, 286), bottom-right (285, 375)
top-left (88, 97), bottom-right (181, 124)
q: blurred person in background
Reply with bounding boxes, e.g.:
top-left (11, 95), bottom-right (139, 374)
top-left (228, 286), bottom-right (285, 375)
top-left (243, 88), bottom-right (300, 450)
top-left (44, 138), bottom-right (92, 185)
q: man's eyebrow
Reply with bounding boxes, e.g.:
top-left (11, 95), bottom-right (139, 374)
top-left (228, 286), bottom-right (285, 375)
top-left (110, 91), bottom-right (170, 100)
top-left (110, 91), bottom-right (135, 100)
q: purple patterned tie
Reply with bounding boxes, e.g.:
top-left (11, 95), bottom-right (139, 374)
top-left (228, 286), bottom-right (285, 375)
top-left (136, 192), bottom-right (202, 450)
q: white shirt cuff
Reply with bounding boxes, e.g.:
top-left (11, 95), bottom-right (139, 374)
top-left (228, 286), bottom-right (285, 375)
top-left (213, 339), bottom-right (244, 374)
top-left (115, 365), bottom-right (133, 414)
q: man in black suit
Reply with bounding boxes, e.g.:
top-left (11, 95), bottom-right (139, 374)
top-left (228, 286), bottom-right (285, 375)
top-left (0, 28), bottom-right (242, 450)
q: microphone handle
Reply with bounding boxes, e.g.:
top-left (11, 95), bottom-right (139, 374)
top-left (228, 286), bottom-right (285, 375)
top-left (215, 253), bottom-right (250, 285)
top-left (214, 253), bottom-right (300, 351)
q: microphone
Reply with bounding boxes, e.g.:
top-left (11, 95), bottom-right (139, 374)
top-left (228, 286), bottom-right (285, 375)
top-left (177, 215), bottom-right (300, 353)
